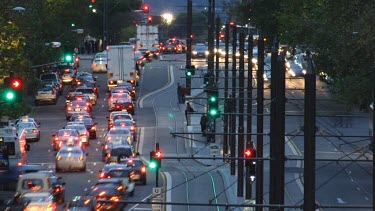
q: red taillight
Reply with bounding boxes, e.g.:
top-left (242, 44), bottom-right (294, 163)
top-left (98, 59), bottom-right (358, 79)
top-left (84, 107), bottom-right (88, 111)
top-left (86, 132), bottom-right (90, 136)
top-left (67, 107), bottom-right (72, 111)
top-left (59, 142), bottom-right (62, 147)
top-left (91, 125), bottom-right (96, 130)
top-left (130, 172), bottom-right (134, 179)
top-left (130, 126), bottom-right (135, 131)
top-left (54, 137), bottom-right (59, 141)
top-left (128, 105), bottom-right (133, 108)
top-left (104, 145), bottom-right (108, 150)
top-left (107, 153), bottom-right (111, 157)
top-left (141, 166), bottom-right (146, 173)
top-left (32, 129), bottom-right (37, 133)
top-left (100, 172), bottom-right (105, 178)
top-left (55, 187), bottom-right (61, 192)
top-left (57, 156), bottom-right (61, 161)
top-left (79, 156), bottom-right (83, 160)
top-left (17, 162), bottom-right (22, 166)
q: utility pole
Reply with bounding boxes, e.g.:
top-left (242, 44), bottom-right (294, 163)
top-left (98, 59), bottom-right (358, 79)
top-left (237, 31), bottom-right (245, 197)
top-left (223, 23), bottom-right (230, 156)
top-left (186, 0), bottom-right (192, 95)
top-left (105, 0), bottom-right (109, 46)
top-left (269, 37), bottom-right (285, 210)
top-left (215, 15), bottom-right (220, 82)
top-left (207, 0), bottom-right (215, 77)
top-left (373, 65), bottom-right (375, 210)
top-left (304, 50), bottom-right (316, 210)
top-left (246, 32), bottom-right (253, 200)
top-left (255, 33), bottom-right (264, 210)
top-left (230, 24), bottom-right (237, 176)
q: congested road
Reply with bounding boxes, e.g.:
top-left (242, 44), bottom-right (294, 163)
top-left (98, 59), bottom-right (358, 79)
top-left (26, 54), bottom-right (229, 211)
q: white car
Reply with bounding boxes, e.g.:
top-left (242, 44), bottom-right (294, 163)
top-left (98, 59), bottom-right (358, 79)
top-left (74, 86), bottom-right (97, 105)
top-left (55, 146), bottom-right (87, 172)
top-left (21, 192), bottom-right (57, 211)
top-left (16, 121), bottom-right (40, 142)
top-left (106, 127), bottom-right (134, 145)
top-left (92, 57), bottom-right (107, 73)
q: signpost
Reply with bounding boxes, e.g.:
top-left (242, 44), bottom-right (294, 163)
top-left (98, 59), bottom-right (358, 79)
top-left (210, 143), bottom-right (220, 156)
top-left (152, 187), bottom-right (165, 211)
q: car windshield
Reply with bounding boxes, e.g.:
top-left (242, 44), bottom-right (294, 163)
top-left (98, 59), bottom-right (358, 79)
top-left (59, 149), bottom-right (82, 154)
top-left (88, 185), bottom-right (119, 196)
top-left (22, 195), bottom-right (51, 203)
top-left (21, 179), bottom-right (44, 190)
top-left (110, 148), bottom-right (132, 156)
top-left (70, 101), bottom-right (87, 106)
top-left (76, 89), bottom-right (94, 94)
top-left (113, 115), bottom-right (131, 121)
top-left (108, 169), bottom-right (130, 177)
top-left (40, 74), bottom-right (57, 80)
top-left (107, 138), bottom-right (129, 146)
top-left (17, 122), bottom-right (35, 128)
top-left (109, 128), bottom-right (130, 135)
top-left (58, 130), bottom-right (79, 136)
top-left (114, 120), bottom-right (133, 127)
top-left (75, 118), bottom-right (93, 125)
top-left (112, 93), bottom-right (130, 98)
top-left (194, 46), bottom-right (206, 50)
top-left (66, 125), bottom-right (86, 131)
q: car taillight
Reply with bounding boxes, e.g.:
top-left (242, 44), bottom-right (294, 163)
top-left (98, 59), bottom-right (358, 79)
top-left (54, 137), bottom-right (59, 141)
top-left (79, 156), bottom-right (83, 160)
top-left (59, 142), bottom-right (62, 147)
top-left (141, 166), bottom-right (146, 173)
top-left (86, 132), bottom-right (90, 136)
top-left (100, 172), bottom-right (105, 178)
top-left (17, 162), bottom-right (22, 166)
top-left (128, 105), bottom-right (133, 108)
top-left (84, 107), bottom-right (88, 111)
top-left (56, 156), bottom-right (61, 161)
top-left (104, 145), bottom-right (108, 150)
top-left (107, 153), bottom-right (111, 157)
top-left (67, 107), bottom-right (72, 111)
top-left (86, 103), bottom-right (90, 106)
top-left (110, 98), bottom-right (114, 102)
top-left (79, 141), bottom-right (82, 147)
top-left (130, 126), bottom-right (135, 131)
top-left (55, 187), bottom-right (61, 192)
top-left (110, 196), bottom-right (120, 201)
top-left (32, 129), bottom-right (37, 133)
top-left (130, 171), bottom-right (134, 179)
top-left (91, 125), bottom-right (96, 130)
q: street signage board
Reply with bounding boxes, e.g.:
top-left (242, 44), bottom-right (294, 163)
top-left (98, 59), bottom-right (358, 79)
top-left (152, 187), bottom-right (164, 199)
top-left (151, 198), bottom-right (163, 211)
top-left (210, 143), bottom-right (220, 156)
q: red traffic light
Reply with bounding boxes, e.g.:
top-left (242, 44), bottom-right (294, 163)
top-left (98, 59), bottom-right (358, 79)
top-left (91, 0), bottom-right (96, 3)
top-left (142, 4), bottom-right (150, 13)
top-left (147, 16), bottom-right (153, 23)
top-left (10, 78), bottom-right (22, 90)
top-left (244, 148), bottom-right (254, 157)
top-left (154, 150), bottom-right (162, 159)
top-left (190, 34), bottom-right (194, 39)
top-left (219, 33), bottom-right (225, 39)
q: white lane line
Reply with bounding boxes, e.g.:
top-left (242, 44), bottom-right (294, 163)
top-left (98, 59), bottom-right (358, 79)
top-left (165, 172), bottom-right (172, 211)
top-left (138, 127), bottom-right (144, 154)
top-left (127, 193), bottom-right (153, 211)
top-left (138, 65), bottom-right (174, 108)
top-left (286, 136), bottom-right (304, 193)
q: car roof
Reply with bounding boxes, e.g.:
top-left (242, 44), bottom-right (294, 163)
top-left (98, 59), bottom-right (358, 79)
top-left (18, 172), bottom-right (49, 179)
top-left (23, 192), bottom-right (51, 197)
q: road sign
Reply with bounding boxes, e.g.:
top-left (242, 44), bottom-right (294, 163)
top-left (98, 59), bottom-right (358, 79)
top-left (152, 198), bottom-right (163, 210)
top-left (244, 199), bottom-right (256, 211)
top-left (152, 187), bottom-right (164, 211)
top-left (210, 143), bottom-right (220, 156)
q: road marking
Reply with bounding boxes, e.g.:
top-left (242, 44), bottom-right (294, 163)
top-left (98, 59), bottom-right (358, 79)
top-left (286, 136), bottom-right (304, 193)
top-left (164, 172), bottom-right (172, 211)
top-left (138, 65), bottom-right (174, 108)
top-left (337, 198), bottom-right (347, 204)
top-left (138, 127), bottom-right (144, 154)
top-left (127, 193), bottom-right (152, 211)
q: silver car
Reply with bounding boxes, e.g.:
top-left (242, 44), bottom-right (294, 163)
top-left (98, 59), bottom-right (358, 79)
top-left (106, 127), bottom-right (133, 145)
top-left (55, 146), bottom-right (87, 172)
top-left (113, 119), bottom-right (137, 143)
top-left (74, 86), bottom-right (97, 105)
top-left (65, 124), bottom-right (90, 146)
top-left (16, 121), bottom-right (40, 142)
top-left (92, 57), bottom-right (108, 73)
top-left (34, 85), bottom-right (58, 105)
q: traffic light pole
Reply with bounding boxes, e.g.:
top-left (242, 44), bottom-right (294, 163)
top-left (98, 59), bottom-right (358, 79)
top-left (256, 33), bottom-right (265, 210)
top-left (215, 15), bottom-right (220, 82)
top-left (155, 143), bottom-right (160, 187)
top-left (237, 32), bottom-right (245, 197)
top-left (230, 25), bottom-right (237, 176)
top-left (246, 32), bottom-right (253, 200)
top-left (186, 0), bottom-right (192, 95)
top-left (223, 23), bottom-right (230, 156)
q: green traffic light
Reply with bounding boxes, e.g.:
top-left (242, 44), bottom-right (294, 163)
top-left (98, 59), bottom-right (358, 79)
top-left (186, 71), bottom-right (192, 77)
top-left (65, 55), bottom-right (73, 62)
top-left (209, 109), bottom-right (218, 116)
top-left (89, 4), bottom-right (93, 8)
top-left (209, 96), bottom-right (217, 103)
top-left (71, 23), bottom-right (75, 27)
top-left (6, 92), bottom-right (15, 100)
top-left (149, 161), bottom-right (157, 169)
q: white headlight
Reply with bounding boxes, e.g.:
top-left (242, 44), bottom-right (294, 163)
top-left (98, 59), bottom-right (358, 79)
top-left (286, 62), bottom-right (291, 68)
top-left (205, 51), bottom-right (209, 56)
top-left (192, 51), bottom-right (197, 55)
top-left (235, 52), bottom-right (240, 57)
top-left (302, 69), bottom-right (307, 75)
top-left (252, 58), bottom-right (257, 64)
top-left (288, 70), bottom-right (296, 77)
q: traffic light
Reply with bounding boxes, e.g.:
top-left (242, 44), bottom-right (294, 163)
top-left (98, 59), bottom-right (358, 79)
top-left (208, 88), bottom-right (219, 118)
top-left (9, 78), bottom-right (22, 90)
top-left (245, 147), bottom-right (257, 176)
top-left (142, 4), bottom-right (150, 13)
top-left (186, 65), bottom-right (195, 77)
top-left (4, 89), bottom-right (16, 102)
top-left (147, 16), bottom-right (153, 23)
top-left (229, 21), bottom-right (235, 27)
top-left (149, 151), bottom-right (157, 169)
top-left (89, 4), bottom-right (93, 8)
top-left (154, 150), bottom-right (162, 168)
top-left (203, 73), bottom-right (211, 86)
top-left (64, 53), bottom-right (73, 62)
top-left (71, 23), bottom-right (75, 27)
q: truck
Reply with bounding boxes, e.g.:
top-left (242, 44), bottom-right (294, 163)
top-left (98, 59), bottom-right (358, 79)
top-left (136, 25), bottom-right (159, 50)
top-left (0, 126), bottom-right (30, 167)
top-left (107, 45), bottom-right (138, 91)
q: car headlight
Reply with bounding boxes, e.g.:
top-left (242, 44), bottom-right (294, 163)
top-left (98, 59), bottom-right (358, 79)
top-left (263, 73), bottom-right (268, 81)
top-left (192, 51), bottom-right (197, 55)
top-left (205, 51), bottom-right (209, 56)
top-left (252, 58), bottom-right (257, 64)
top-left (220, 51), bottom-right (226, 56)
top-left (235, 52), bottom-right (240, 57)
top-left (288, 70), bottom-right (296, 77)
top-left (302, 69), bottom-right (307, 75)
top-left (286, 62), bottom-right (291, 68)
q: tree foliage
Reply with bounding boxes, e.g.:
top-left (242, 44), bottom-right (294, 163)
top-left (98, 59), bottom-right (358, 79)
top-left (231, 0), bottom-right (375, 106)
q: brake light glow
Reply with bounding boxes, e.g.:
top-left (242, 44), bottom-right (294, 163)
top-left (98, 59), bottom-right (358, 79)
top-left (127, 159), bottom-right (133, 163)
top-left (17, 162), bottom-right (22, 166)
top-left (128, 105), bottom-right (133, 108)
top-left (130, 126), bottom-right (135, 131)
top-left (55, 187), bottom-right (61, 192)
top-left (100, 172), bottom-right (105, 178)
top-left (32, 129), bottom-right (37, 133)
top-left (84, 107), bottom-right (88, 111)
top-left (141, 166), bottom-right (146, 173)
top-left (110, 196), bottom-right (119, 201)
top-left (67, 107), bottom-right (72, 111)
top-left (104, 145), bottom-right (108, 150)
top-left (57, 156), bottom-right (62, 161)
top-left (79, 155), bottom-right (83, 160)
top-left (99, 191), bottom-right (106, 197)
top-left (91, 125), bottom-right (96, 130)
top-left (116, 186), bottom-right (123, 191)
top-left (107, 153), bottom-right (111, 157)
top-left (54, 137), bottom-right (59, 141)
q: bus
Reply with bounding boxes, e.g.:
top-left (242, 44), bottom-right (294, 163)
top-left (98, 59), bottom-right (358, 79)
top-left (0, 126), bottom-right (29, 168)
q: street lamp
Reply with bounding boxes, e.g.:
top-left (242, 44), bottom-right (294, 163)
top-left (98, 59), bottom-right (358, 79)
top-left (161, 12), bottom-right (174, 25)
